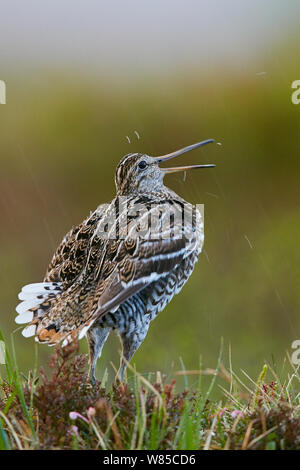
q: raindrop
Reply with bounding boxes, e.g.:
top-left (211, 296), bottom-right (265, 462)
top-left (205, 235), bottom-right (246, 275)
top-left (244, 234), bottom-right (253, 249)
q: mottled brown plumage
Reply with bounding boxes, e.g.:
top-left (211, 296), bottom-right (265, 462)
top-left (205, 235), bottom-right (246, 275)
top-left (16, 140), bottom-right (215, 383)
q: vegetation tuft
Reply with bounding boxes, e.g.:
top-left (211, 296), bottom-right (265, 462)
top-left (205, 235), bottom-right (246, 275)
top-left (0, 332), bottom-right (299, 450)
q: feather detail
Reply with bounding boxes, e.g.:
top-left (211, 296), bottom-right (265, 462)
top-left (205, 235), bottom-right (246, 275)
top-left (15, 282), bottom-right (63, 331)
top-left (15, 311), bottom-right (34, 324)
top-left (22, 324), bottom-right (37, 338)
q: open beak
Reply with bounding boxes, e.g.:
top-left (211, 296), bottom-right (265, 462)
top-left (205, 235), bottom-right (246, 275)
top-left (154, 139), bottom-right (215, 173)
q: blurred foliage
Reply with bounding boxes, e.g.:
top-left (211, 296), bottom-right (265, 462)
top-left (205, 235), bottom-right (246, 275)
top-left (1, 43), bottom-right (300, 386)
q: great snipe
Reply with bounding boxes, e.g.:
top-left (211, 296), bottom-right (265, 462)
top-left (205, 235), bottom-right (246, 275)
top-left (16, 139), bottom-right (215, 383)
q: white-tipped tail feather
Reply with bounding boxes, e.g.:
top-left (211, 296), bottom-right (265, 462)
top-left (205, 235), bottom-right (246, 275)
top-left (16, 300), bottom-right (40, 315)
top-left (21, 282), bottom-right (61, 294)
top-left (15, 311), bottom-right (34, 324)
top-left (15, 282), bottom-right (63, 337)
top-left (22, 324), bottom-right (37, 338)
top-left (15, 281), bottom-right (94, 345)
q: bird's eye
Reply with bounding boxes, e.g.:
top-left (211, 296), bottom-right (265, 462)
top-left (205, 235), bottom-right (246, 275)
top-left (138, 160), bottom-right (147, 170)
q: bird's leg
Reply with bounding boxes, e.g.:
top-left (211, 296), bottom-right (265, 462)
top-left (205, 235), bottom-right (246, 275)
top-left (87, 327), bottom-right (110, 386)
top-left (117, 325), bottom-right (149, 383)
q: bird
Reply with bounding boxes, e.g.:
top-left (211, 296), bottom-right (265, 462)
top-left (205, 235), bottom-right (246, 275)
top-left (15, 139), bottom-right (215, 384)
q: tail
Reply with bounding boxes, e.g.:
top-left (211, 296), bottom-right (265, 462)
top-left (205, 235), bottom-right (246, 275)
top-left (15, 282), bottom-right (96, 346)
top-left (16, 282), bottom-right (63, 339)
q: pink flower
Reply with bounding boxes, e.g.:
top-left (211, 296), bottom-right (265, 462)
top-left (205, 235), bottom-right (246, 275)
top-left (68, 425), bottom-right (79, 438)
top-left (231, 409), bottom-right (244, 419)
top-left (69, 411), bottom-right (89, 424)
top-left (87, 407), bottom-right (96, 418)
top-left (219, 407), bottom-right (228, 417)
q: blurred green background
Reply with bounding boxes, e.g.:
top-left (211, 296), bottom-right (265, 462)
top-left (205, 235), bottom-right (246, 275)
top-left (0, 1), bottom-right (300, 385)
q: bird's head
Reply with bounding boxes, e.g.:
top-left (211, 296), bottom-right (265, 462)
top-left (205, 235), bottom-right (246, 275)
top-left (115, 139), bottom-right (215, 196)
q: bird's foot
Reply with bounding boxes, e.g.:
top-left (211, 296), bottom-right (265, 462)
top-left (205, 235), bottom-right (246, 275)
top-left (85, 373), bottom-right (97, 389)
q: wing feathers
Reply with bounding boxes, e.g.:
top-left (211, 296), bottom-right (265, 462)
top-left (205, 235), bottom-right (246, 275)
top-left (16, 196), bottom-right (201, 347)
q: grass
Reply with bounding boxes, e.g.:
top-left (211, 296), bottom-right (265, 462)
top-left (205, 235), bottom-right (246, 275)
top-left (0, 331), bottom-right (299, 450)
